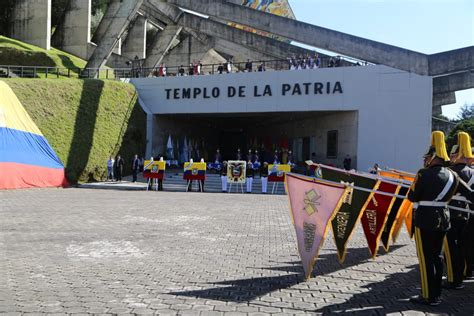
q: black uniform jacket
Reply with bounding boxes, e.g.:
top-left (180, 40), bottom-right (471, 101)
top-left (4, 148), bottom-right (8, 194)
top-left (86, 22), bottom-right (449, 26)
top-left (220, 165), bottom-right (227, 177)
top-left (261, 165), bottom-right (269, 177)
top-left (449, 163), bottom-right (474, 220)
top-left (408, 164), bottom-right (458, 231)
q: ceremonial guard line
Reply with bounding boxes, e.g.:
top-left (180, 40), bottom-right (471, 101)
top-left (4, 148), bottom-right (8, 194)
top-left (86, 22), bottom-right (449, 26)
top-left (285, 130), bottom-right (474, 307)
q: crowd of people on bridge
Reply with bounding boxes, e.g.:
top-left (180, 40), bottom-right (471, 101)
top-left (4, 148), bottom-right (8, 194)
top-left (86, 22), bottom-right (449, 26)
top-left (148, 52), bottom-right (365, 78)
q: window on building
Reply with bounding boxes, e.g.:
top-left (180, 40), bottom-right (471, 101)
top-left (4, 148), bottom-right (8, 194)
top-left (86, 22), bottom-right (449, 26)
top-left (327, 130), bottom-right (338, 158)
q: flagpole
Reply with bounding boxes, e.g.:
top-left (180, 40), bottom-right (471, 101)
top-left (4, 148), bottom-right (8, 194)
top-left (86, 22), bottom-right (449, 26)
top-left (308, 163), bottom-right (471, 205)
top-left (291, 173), bottom-right (473, 215)
top-left (314, 163), bottom-right (413, 186)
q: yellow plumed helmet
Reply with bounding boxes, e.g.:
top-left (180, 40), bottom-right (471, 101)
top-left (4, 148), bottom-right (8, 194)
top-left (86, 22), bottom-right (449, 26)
top-left (455, 132), bottom-right (474, 159)
top-left (424, 131), bottom-right (449, 161)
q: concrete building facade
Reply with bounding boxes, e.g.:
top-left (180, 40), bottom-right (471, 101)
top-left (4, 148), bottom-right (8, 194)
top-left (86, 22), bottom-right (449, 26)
top-left (132, 65), bottom-right (432, 173)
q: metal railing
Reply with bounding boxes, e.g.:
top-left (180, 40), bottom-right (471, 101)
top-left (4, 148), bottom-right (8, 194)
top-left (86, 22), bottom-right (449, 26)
top-left (0, 55), bottom-right (370, 80)
top-left (138, 56), bottom-right (368, 78)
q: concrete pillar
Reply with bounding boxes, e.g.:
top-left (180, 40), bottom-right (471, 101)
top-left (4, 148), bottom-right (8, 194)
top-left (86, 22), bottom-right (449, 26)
top-left (142, 25), bottom-right (183, 74)
top-left (11, 0), bottom-right (51, 50)
top-left (85, 0), bottom-right (144, 76)
top-left (122, 16), bottom-right (148, 60)
top-left (161, 35), bottom-right (212, 68)
top-left (51, 0), bottom-right (91, 59)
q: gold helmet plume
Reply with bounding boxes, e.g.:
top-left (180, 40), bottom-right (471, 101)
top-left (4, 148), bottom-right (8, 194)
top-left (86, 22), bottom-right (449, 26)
top-left (424, 131), bottom-right (449, 162)
top-left (451, 132), bottom-right (474, 159)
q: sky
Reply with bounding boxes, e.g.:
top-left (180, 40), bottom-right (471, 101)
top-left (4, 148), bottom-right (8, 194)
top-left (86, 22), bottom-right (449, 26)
top-left (288, 0), bottom-right (473, 119)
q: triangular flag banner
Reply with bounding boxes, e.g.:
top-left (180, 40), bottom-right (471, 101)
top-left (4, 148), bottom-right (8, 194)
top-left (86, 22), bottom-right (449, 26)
top-left (286, 173), bottom-right (347, 280)
top-left (0, 81), bottom-right (67, 189)
top-left (316, 165), bottom-right (378, 263)
top-left (360, 181), bottom-right (399, 258)
top-left (391, 199), bottom-right (414, 243)
top-left (380, 187), bottom-right (408, 250)
top-left (378, 170), bottom-right (415, 250)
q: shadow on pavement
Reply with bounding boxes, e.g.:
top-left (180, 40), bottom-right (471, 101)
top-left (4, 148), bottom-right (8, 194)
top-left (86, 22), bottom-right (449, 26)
top-left (315, 264), bottom-right (474, 315)
top-left (169, 246), bottom-right (407, 303)
top-left (169, 274), bottom-right (301, 302)
top-left (262, 245), bottom-right (406, 276)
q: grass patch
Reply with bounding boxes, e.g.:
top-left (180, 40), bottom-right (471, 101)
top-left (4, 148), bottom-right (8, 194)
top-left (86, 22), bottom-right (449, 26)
top-left (3, 78), bottom-right (146, 183)
top-left (0, 36), bottom-right (114, 79)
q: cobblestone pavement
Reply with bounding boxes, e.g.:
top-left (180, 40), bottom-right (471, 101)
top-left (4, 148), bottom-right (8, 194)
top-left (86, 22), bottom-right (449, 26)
top-left (1, 188), bottom-right (473, 315)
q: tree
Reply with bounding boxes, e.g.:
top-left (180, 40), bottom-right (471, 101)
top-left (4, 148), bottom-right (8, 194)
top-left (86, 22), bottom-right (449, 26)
top-left (457, 103), bottom-right (474, 121)
top-left (446, 104), bottom-right (474, 148)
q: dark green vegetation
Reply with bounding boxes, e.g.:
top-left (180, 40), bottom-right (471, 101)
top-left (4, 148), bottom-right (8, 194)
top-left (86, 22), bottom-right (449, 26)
top-left (446, 104), bottom-right (474, 148)
top-left (3, 79), bottom-right (146, 183)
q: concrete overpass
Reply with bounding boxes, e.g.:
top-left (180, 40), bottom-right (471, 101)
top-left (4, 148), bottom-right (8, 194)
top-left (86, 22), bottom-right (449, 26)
top-left (8, 0), bottom-right (473, 112)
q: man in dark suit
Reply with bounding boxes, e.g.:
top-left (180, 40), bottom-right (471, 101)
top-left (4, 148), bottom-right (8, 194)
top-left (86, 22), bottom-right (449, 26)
top-left (132, 154), bottom-right (139, 183)
top-left (115, 155), bottom-right (124, 181)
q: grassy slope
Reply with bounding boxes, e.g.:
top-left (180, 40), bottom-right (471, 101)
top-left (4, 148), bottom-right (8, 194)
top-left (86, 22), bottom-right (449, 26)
top-left (0, 36), bottom-right (113, 78)
top-left (3, 79), bottom-right (146, 183)
top-left (0, 36), bottom-right (86, 68)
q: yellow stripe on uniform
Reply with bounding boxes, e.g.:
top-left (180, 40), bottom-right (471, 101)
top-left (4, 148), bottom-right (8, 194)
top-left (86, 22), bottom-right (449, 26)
top-left (415, 228), bottom-right (429, 299)
top-left (444, 237), bottom-right (454, 283)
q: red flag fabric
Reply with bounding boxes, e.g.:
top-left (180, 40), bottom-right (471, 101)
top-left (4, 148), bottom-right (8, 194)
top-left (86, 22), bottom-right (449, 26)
top-left (286, 173), bottom-right (347, 279)
top-left (360, 181), bottom-right (400, 258)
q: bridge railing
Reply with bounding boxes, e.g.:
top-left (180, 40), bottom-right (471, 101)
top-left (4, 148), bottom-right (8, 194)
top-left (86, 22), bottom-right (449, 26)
top-left (0, 55), bottom-right (369, 79)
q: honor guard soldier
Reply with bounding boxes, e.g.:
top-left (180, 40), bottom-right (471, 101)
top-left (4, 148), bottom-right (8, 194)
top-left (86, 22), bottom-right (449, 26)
top-left (236, 148), bottom-right (242, 160)
top-left (261, 162), bottom-right (269, 194)
top-left (465, 147), bottom-right (474, 278)
top-left (246, 160), bottom-right (254, 193)
top-left (445, 132), bottom-right (474, 289)
top-left (408, 131), bottom-right (459, 306)
top-left (221, 161), bottom-right (228, 192)
top-left (246, 149), bottom-right (253, 162)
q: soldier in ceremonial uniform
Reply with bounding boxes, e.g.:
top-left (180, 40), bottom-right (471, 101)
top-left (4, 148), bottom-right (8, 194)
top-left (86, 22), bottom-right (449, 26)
top-left (236, 148), bottom-right (242, 160)
top-left (408, 131), bottom-right (458, 306)
top-left (463, 146), bottom-right (474, 278)
top-left (221, 161), bottom-right (228, 192)
top-left (246, 160), bottom-right (254, 193)
top-left (261, 162), bottom-right (269, 194)
top-left (445, 132), bottom-right (474, 289)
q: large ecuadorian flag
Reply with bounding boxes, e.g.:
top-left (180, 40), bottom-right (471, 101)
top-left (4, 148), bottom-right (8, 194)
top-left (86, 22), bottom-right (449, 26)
top-left (0, 81), bottom-right (67, 189)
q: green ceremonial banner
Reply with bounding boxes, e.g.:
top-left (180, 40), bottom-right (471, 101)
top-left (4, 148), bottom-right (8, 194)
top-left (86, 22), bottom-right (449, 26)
top-left (317, 166), bottom-right (378, 263)
top-left (380, 186), bottom-right (409, 251)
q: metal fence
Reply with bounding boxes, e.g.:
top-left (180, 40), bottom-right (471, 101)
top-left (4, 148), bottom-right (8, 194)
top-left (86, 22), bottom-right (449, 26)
top-left (0, 55), bottom-right (369, 80)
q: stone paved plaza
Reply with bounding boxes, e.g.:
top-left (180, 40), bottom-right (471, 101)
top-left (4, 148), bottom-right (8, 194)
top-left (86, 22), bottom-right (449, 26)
top-left (1, 188), bottom-right (473, 315)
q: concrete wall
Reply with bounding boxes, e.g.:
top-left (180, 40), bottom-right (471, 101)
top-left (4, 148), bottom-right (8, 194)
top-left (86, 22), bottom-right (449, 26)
top-left (11, 0), bottom-right (51, 50)
top-left (51, 0), bottom-right (91, 59)
top-left (132, 65), bottom-right (432, 173)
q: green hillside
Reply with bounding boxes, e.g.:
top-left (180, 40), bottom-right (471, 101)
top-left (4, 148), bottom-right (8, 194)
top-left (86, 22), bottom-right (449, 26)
top-left (3, 79), bottom-right (146, 183)
top-left (0, 36), bottom-right (86, 67)
top-left (0, 36), bottom-right (113, 78)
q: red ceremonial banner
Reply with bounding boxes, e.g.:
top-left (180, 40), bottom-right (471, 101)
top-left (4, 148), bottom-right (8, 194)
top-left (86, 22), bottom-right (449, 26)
top-left (360, 181), bottom-right (400, 258)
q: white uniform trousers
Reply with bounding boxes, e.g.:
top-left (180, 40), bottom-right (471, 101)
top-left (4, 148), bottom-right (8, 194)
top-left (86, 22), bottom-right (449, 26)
top-left (221, 175), bottom-right (227, 192)
top-left (261, 176), bottom-right (268, 193)
top-left (246, 177), bottom-right (253, 193)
